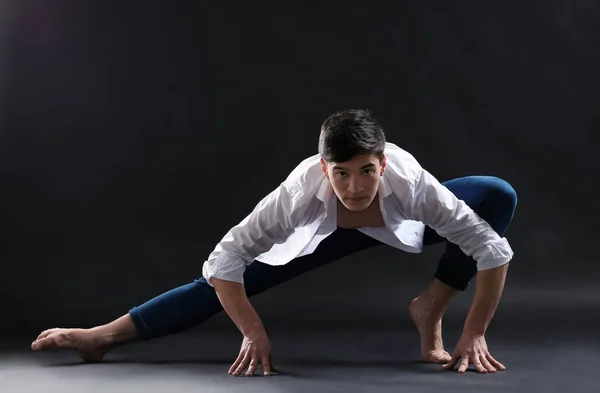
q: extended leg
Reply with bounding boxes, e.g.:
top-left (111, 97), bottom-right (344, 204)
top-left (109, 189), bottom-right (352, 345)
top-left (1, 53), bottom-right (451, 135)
top-left (410, 176), bottom-right (518, 363)
top-left (31, 228), bottom-right (381, 361)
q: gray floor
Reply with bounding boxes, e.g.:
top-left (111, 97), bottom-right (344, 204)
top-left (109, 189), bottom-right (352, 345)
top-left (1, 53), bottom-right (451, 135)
top-left (2, 305), bottom-right (599, 393)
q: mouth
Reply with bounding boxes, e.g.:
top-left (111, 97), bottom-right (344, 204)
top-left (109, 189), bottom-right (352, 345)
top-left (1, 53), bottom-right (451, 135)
top-left (346, 196), bottom-right (368, 202)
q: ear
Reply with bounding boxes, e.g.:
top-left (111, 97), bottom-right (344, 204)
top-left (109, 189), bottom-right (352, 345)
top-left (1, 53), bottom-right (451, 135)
top-left (380, 154), bottom-right (386, 175)
top-left (320, 158), bottom-right (329, 178)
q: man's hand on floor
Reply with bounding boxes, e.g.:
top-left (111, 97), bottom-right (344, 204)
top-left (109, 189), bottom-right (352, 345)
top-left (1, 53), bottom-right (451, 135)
top-left (443, 333), bottom-right (506, 374)
top-left (229, 328), bottom-right (278, 376)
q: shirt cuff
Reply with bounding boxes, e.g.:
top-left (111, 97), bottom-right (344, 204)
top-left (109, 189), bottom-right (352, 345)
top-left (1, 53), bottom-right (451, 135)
top-left (475, 237), bottom-right (514, 271)
top-left (202, 252), bottom-right (248, 287)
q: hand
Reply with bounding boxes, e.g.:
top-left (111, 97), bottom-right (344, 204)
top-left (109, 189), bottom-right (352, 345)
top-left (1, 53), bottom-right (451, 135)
top-left (442, 333), bottom-right (506, 374)
top-left (229, 329), bottom-right (277, 376)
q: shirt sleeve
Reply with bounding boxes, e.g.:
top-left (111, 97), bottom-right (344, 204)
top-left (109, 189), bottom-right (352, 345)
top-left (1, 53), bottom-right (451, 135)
top-left (202, 183), bottom-right (300, 286)
top-left (408, 168), bottom-right (514, 271)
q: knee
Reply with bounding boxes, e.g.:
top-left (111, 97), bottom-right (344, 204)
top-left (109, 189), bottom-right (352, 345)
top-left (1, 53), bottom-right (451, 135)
top-left (482, 176), bottom-right (517, 214)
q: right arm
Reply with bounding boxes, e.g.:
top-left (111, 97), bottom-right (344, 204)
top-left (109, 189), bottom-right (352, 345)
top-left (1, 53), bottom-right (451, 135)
top-left (203, 183), bottom-right (300, 375)
top-left (212, 277), bottom-right (274, 376)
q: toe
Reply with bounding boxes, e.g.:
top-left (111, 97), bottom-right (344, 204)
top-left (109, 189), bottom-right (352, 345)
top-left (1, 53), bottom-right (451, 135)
top-left (32, 337), bottom-right (49, 350)
top-left (36, 328), bottom-right (57, 341)
top-left (32, 331), bottom-right (70, 350)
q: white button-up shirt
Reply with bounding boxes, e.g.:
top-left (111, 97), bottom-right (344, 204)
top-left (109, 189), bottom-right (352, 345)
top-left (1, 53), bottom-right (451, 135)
top-left (202, 142), bottom-right (514, 286)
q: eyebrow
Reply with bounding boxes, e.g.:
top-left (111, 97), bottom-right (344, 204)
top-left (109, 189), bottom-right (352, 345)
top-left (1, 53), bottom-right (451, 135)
top-left (333, 163), bottom-right (376, 171)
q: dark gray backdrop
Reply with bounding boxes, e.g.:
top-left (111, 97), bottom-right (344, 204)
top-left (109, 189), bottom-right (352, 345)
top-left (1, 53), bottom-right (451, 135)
top-left (1, 1), bottom-right (598, 336)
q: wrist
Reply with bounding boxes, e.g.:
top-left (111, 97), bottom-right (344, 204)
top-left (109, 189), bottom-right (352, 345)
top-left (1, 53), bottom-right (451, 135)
top-left (462, 323), bottom-right (486, 336)
top-left (463, 305), bottom-right (490, 336)
top-left (241, 320), bottom-right (265, 338)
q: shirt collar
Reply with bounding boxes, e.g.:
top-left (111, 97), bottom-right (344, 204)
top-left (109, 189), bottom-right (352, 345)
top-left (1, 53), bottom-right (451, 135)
top-left (378, 173), bottom-right (393, 198)
top-left (315, 177), bottom-right (333, 202)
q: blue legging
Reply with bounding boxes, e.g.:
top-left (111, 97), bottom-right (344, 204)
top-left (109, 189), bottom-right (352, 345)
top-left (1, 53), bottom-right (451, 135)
top-left (128, 176), bottom-right (517, 340)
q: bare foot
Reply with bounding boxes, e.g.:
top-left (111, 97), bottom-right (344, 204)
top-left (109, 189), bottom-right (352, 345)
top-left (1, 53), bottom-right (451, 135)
top-left (31, 328), bottom-right (111, 363)
top-left (409, 298), bottom-right (452, 364)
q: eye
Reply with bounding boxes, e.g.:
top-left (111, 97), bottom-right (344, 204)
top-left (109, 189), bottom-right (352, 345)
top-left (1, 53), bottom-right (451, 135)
top-left (336, 172), bottom-right (347, 178)
top-left (363, 169), bottom-right (374, 175)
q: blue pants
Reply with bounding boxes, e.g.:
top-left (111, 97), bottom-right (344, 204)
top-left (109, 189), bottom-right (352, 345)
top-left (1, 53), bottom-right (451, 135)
top-left (129, 176), bottom-right (517, 340)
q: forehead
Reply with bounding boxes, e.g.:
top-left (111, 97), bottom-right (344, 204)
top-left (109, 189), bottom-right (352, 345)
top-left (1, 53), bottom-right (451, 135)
top-left (330, 154), bottom-right (379, 170)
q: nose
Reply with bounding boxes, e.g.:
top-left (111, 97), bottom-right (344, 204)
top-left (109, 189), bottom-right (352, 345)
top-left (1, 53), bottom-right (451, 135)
top-left (347, 178), bottom-right (363, 193)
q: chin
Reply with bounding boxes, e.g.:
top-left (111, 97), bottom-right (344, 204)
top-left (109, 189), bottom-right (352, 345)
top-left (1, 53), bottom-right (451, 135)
top-left (347, 205), bottom-right (368, 212)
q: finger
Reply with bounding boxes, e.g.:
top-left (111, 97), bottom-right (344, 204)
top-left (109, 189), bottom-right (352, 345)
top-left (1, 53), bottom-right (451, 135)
top-left (261, 355), bottom-right (272, 376)
top-left (457, 357), bottom-right (469, 374)
top-left (486, 353), bottom-right (506, 371)
top-left (245, 359), bottom-right (258, 377)
top-left (472, 356), bottom-right (487, 373)
top-left (233, 354), bottom-right (251, 376)
top-left (480, 355), bottom-right (496, 373)
top-left (228, 353), bottom-right (243, 375)
top-left (442, 353), bottom-right (459, 370)
top-left (482, 358), bottom-right (496, 373)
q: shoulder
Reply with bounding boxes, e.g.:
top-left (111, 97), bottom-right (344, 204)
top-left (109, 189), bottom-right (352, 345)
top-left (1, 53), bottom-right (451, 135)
top-left (383, 142), bottom-right (423, 185)
top-left (279, 153), bottom-right (324, 204)
top-left (283, 152), bottom-right (322, 183)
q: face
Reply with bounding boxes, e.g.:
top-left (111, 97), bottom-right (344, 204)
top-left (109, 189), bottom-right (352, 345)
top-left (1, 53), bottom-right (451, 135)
top-left (321, 154), bottom-right (386, 211)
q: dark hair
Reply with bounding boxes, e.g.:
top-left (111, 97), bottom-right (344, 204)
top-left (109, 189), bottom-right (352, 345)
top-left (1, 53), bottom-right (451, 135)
top-left (318, 109), bottom-right (386, 163)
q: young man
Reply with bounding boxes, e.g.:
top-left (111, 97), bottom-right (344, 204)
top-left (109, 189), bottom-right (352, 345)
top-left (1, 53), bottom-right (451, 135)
top-left (31, 109), bottom-right (517, 376)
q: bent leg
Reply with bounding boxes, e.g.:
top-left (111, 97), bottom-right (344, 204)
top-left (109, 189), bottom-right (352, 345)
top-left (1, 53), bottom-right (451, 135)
top-left (423, 175), bottom-right (518, 290)
top-left (128, 228), bottom-right (381, 340)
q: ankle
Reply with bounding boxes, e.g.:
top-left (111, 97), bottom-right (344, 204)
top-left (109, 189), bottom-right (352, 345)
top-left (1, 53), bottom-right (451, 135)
top-left (84, 327), bottom-right (112, 348)
top-left (413, 279), bottom-right (457, 317)
top-left (423, 278), bottom-right (456, 301)
top-left (412, 299), bottom-right (444, 322)
top-left (91, 314), bottom-right (140, 347)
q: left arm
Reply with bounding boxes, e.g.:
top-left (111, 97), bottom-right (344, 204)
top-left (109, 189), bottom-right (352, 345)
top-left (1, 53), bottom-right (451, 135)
top-left (408, 167), bottom-right (514, 308)
top-left (407, 167), bottom-right (513, 372)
